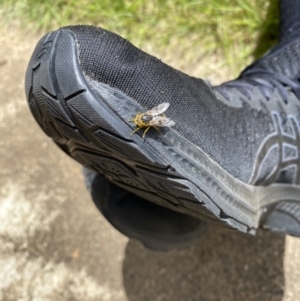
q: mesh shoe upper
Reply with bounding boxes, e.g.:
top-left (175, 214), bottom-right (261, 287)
top-left (215, 39), bottom-right (300, 185)
top-left (66, 25), bottom-right (300, 184)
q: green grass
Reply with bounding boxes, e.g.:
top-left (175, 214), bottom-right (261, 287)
top-left (1, 0), bottom-right (279, 77)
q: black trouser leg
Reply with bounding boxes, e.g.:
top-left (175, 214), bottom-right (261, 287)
top-left (279, 0), bottom-right (300, 42)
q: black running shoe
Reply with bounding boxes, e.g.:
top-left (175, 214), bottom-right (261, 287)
top-left (25, 25), bottom-right (300, 237)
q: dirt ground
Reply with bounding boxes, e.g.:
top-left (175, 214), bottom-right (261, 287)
top-left (1, 24), bottom-right (300, 301)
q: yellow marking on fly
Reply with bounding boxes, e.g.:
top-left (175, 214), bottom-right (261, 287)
top-left (129, 102), bottom-right (175, 138)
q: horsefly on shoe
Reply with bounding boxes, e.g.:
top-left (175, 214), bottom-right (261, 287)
top-left (129, 102), bottom-right (175, 138)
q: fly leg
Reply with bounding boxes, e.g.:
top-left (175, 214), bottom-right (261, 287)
top-left (142, 126), bottom-right (151, 138)
top-left (130, 127), bottom-right (141, 135)
top-left (153, 126), bottom-right (161, 133)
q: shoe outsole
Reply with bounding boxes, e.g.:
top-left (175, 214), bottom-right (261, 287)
top-left (25, 28), bottom-right (300, 237)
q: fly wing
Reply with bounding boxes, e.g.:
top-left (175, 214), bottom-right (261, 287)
top-left (150, 116), bottom-right (175, 127)
top-left (146, 102), bottom-right (170, 116)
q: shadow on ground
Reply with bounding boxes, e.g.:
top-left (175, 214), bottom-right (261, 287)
top-left (123, 226), bottom-right (284, 301)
